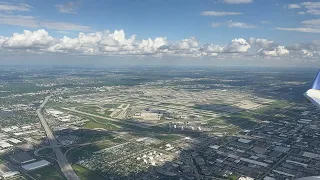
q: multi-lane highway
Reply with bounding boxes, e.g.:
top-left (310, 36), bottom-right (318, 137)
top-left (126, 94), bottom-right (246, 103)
top-left (36, 96), bottom-right (80, 180)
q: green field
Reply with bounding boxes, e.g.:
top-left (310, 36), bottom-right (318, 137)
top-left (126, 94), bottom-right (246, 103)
top-left (153, 134), bottom-right (182, 142)
top-left (253, 100), bottom-right (289, 113)
top-left (37, 148), bottom-right (54, 155)
top-left (66, 141), bottom-right (117, 163)
top-left (84, 121), bottom-right (104, 129)
top-left (72, 164), bottom-right (105, 180)
top-left (28, 165), bottom-right (66, 180)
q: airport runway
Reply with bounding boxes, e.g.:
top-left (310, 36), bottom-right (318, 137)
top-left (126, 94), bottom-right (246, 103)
top-left (36, 96), bottom-right (80, 180)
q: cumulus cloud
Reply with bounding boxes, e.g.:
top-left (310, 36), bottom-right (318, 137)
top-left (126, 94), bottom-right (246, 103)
top-left (0, 2), bottom-right (32, 12)
top-left (2, 29), bottom-right (54, 49)
top-left (201, 11), bottom-right (242, 16)
top-left (261, 46), bottom-right (289, 56)
top-left (168, 37), bottom-right (199, 50)
top-left (201, 38), bottom-right (250, 53)
top-left (0, 29), bottom-right (318, 60)
top-left (223, 0), bottom-right (253, 4)
top-left (287, 41), bottom-right (320, 53)
top-left (228, 21), bottom-right (256, 28)
top-left (248, 38), bottom-right (275, 49)
top-left (301, 49), bottom-right (313, 57)
top-left (55, 2), bottom-right (80, 14)
top-left (201, 43), bottom-right (224, 53)
top-left (224, 38), bottom-right (251, 53)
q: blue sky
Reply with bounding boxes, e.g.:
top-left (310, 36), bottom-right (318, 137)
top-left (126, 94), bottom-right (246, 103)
top-left (0, 0), bottom-right (320, 66)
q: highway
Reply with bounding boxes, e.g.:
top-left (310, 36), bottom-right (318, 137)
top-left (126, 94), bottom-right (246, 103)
top-left (36, 96), bottom-right (80, 180)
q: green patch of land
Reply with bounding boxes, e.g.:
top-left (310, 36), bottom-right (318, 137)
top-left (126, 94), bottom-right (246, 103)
top-left (72, 164), bottom-right (105, 180)
top-left (83, 121), bottom-right (119, 130)
top-left (28, 165), bottom-right (66, 180)
top-left (67, 141), bottom-right (118, 163)
top-left (77, 132), bottom-right (117, 143)
top-left (153, 134), bottom-right (182, 142)
top-left (253, 100), bottom-right (290, 114)
top-left (37, 148), bottom-right (54, 155)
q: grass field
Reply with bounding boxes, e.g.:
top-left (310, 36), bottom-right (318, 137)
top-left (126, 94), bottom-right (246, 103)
top-left (83, 121), bottom-right (105, 129)
top-left (37, 148), bottom-right (54, 155)
top-left (66, 141), bottom-right (117, 163)
top-left (253, 100), bottom-right (289, 114)
top-left (153, 134), bottom-right (182, 142)
top-left (72, 164), bottom-right (105, 180)
top-left (28, 165), bottom-right (66, 180)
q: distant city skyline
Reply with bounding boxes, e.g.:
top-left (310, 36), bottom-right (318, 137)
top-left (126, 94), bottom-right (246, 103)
top-left (0, 0), bottom-right (320, 66)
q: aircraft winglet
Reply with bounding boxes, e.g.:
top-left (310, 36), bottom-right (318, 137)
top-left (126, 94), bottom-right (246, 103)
top-left (304, 70), bottom-right (320, 109)
top-left (311, 70), bottom-right (320, 90)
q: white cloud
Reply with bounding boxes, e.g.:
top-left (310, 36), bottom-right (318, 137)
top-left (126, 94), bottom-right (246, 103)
top-left (223, 0), bottom-right (253, 4)
top-left (298, 12), bottom-right (306, 15)
top-left (41, 21), bottom-right (91, 31)
top-left (0, 14), bottom-right (91, 31)
top-left (224, 38), bottom-right (251, 53)
top-left (55, 2), bottom-right (80, 14)
top-left (275, 27), bottom-right (320, 33)
top-left (0, 2), bottom-right (32, 12)
top-left (138, 37), bottom-right (167, 54)
top-left (275, 19), bottom-right (320, 33)
top-left (301, 2), bottom-right (320, 15)
top-left (0, 29), bottom-right (319, 61)
top-left (301, 49), bottom-right (313, 57)
top-left (286, 4), bottom-right (301, 9)
top-left (248, 38), bottom-right (275, 49)
top-left (169, 37), bottom-right (199, 50)
top-left (0, 14), bottom-right (38, 28)
top-left (228, 21), bottom-right (256, 28)
top-left (302, 19), bottom-right (320, 28)
top-left (2, 29), bottom-right (54, 49)
top-left (201, 11), bottom-right (242, 16)
top-left (201, 38), bottom-right (250, 53)
top-left (261, 46), bottom-right (289, 56)
top-left (201, 43), bottom-right (224, 53)
top-left (212, 22), bottom-right (221, 27)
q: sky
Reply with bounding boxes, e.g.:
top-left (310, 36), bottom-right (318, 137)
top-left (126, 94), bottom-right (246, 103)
top-left (0, 0), bottom-right (320, 67)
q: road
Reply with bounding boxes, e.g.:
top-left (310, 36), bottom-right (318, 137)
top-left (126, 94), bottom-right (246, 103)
top-left (36, 96), bottom-right (80, 180)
